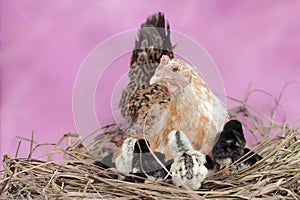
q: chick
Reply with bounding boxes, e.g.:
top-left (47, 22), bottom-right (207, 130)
top-left (125, 139), bottom-right (173, 183)
top-left (238, 147), bottom-right (263, 170)
top-left (93, 152), bottom-right (118, 179)
top-left (204, 155), bottom-right (215, 176)
top-left (93, 152), bottom-right (115, 169)
top-left (168, 130), bottom-right (208, 190)
top-left (115, 137), bottom-right (137, 173)
top-left (212, 120), bottom-right (246, 174)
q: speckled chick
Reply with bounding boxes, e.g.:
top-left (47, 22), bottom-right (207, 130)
top-left (168, 130), bottom-right (208, 190)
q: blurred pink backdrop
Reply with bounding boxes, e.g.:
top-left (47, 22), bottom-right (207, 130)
top-left (1, 0), bottom-right (300, 162)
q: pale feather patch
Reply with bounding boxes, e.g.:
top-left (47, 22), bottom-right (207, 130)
top-left (115, 137), bottom-right (137, 173)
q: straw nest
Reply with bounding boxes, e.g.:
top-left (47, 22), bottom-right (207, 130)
top-left (1, 96), bottom-right (299, 200)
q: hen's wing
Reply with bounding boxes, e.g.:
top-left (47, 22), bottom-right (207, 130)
top-left (119, 12), bottom-right (174, 121)
top-left (126, 83), bottom-right (171, 136)
top-left (90, 13), bottom-right (174, 161)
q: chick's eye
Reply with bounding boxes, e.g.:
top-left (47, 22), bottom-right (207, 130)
top-left (172, 66), bottom-right (179, 72)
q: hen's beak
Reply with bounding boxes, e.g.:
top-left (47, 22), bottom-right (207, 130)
top-left (149, 75), bottom-right (160, 85)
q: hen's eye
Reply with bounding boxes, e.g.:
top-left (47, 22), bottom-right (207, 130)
top-left (172, 66), bottom-right (179, 72)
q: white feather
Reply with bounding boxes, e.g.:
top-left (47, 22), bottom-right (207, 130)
top-left (168, 130), bottom-right (193, 158)
top-left (115, 137), bottom-right (137, 173)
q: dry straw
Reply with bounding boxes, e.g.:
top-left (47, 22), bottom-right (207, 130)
top-left (1, 94), bottom-right (299, 199)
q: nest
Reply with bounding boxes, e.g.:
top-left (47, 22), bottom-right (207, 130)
top-left (1, 97), bottom-right (299, 200)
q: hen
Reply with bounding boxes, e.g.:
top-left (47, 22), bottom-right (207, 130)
top-left (128, 55), bottom-right (228, 159)
top-left (115, 12), bottom-right (227, 177)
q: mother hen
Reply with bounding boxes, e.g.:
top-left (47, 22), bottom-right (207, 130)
top-left (117, 12), bottom-right (227, 161)
top-left (145, 55), bottom-right (227, 158)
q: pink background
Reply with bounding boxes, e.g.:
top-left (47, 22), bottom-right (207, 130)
top-left (1, 0), bottom-right (300, 162)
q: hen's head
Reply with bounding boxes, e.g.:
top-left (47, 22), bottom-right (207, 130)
top-left (150, 55), bottom-right (194, 93)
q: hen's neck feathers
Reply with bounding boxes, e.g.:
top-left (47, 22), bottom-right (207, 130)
top-left (173, 66), bottom-right (213, 113)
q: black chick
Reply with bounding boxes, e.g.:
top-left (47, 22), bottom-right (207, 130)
top-left (204, 155), bottom-right (215, 175)
top-left (93, 152), bottom-right (116, 169)
top-left (93, 152), bottom-right (118, 179)
top-left (238, 147), bottom-right (263, 170)
top-left (212, 120), bottom-right (246, 173)
top-left (124, 139), bottom-right (173, 183)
